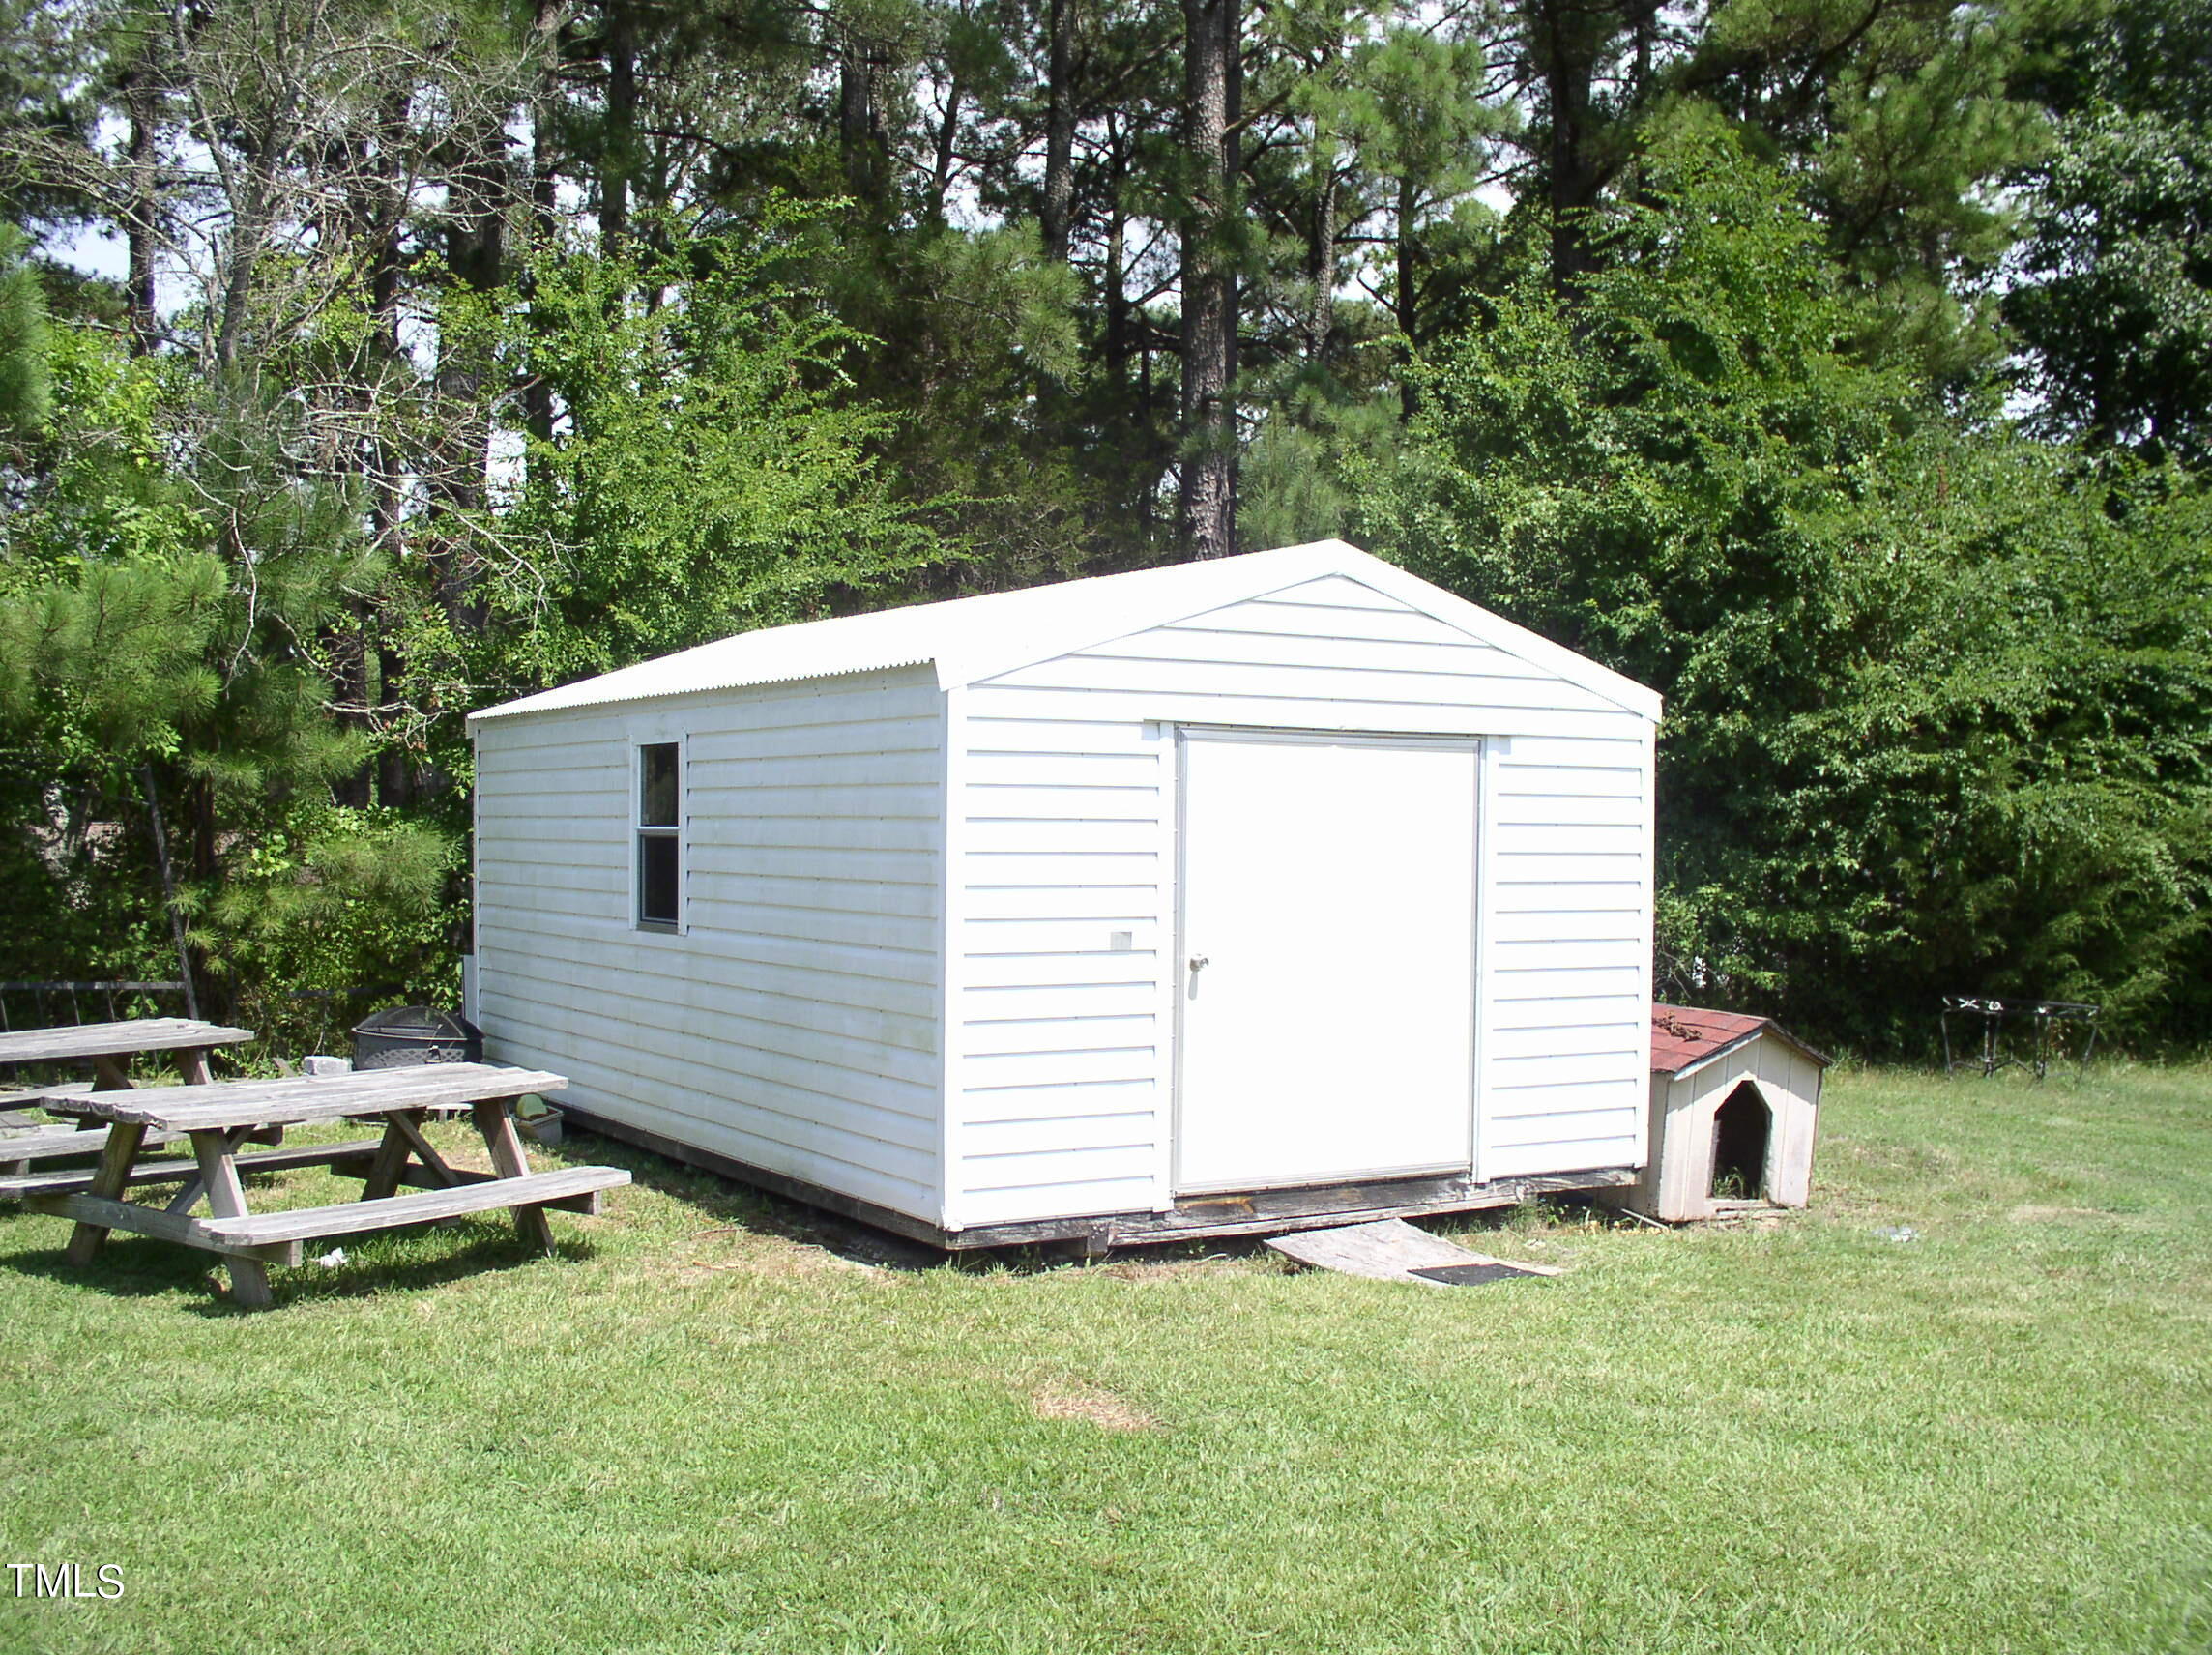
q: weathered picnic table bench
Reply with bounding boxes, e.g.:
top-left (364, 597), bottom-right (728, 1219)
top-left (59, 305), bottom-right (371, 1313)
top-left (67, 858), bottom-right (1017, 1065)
top-left (0, 1016), bottom-right (255, 1094)
top-left (8, 1062), bottom-right (629, 1308)
top-left (0, 1017), bottom-right (261, 1174)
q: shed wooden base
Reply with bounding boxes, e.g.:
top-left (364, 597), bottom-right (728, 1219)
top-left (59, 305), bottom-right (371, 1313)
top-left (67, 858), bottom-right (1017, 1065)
top-left (556, 1106), bottom-right (1637, 1252)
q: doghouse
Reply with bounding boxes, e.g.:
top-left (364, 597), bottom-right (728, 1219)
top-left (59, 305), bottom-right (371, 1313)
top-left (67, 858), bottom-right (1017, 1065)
top-left (465, 539), bottom-right (1664, 1249)
top-left (1628, 1003), bottom-right (1830, 1221)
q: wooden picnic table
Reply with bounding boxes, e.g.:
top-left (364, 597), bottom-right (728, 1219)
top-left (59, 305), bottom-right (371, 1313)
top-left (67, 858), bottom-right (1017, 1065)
top-left (0, 1017), bottom-right (255, 1093)
top-left (9, 1062), bottom-right (629, 1309)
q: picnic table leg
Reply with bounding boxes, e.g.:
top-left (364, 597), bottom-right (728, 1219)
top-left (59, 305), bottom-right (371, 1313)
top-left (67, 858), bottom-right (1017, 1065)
top-left (70, 1054), bottom-right (135, 1132)
top-left (172, 1045), bottom-right (278, 1145)
top-left (361, 1113), bottom-right (418, 1201)
top-left (65, 1122), bottom-right (147, 1265)
top-left (472, 1097), bottom-right (555, 1256)
top-left (357, 1110), bottom-right (463, 1202)
top-left (191, 1129), bottom-right (273, 1310)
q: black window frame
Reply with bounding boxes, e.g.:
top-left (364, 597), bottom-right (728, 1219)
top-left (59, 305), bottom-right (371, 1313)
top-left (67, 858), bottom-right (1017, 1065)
top-left (636, 740), bottom-right (682, 932)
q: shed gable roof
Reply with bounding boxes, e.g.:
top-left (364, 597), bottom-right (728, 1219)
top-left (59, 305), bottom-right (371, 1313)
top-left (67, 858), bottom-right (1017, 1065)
top-left (468, 539), bottom-right (1663, 725)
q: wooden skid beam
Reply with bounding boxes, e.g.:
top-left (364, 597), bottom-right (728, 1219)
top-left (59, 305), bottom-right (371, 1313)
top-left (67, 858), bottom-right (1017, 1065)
top-left (62, 1122), bottom-right (145, 1266)
top-left (473, 1098), bottom-right (556, 1254)
top-left (554, 1104), bottom-right (1633, 1253)
top-left (194, 1128), bottom-right (272, 1308)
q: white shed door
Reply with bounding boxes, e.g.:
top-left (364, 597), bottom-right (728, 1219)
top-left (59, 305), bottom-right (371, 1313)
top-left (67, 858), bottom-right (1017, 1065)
top-left (1175, 730), bottom-right (1478, 1193)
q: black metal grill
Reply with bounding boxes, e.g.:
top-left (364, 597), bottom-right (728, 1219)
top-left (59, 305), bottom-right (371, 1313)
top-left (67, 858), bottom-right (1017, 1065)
top-left (351, 1006), bottom-right (482, 1070)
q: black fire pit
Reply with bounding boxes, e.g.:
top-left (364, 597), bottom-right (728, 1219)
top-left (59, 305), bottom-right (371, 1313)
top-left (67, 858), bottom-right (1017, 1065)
top-left (351, 1005), bottom-right (482, 1070)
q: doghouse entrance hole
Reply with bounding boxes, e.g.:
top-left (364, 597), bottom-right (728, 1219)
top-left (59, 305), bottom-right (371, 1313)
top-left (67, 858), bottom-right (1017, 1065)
top-left (1710, 1082), bottom-right (1771, 1200)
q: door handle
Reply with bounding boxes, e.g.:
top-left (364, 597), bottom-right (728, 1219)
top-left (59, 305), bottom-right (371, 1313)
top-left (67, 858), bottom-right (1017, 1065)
top-left (1188, 955), bottom-right (1209, 974)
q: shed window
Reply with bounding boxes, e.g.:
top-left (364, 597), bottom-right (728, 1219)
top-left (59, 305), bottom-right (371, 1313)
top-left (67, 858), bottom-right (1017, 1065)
top-left (637, 741), bottom-right (681, 930)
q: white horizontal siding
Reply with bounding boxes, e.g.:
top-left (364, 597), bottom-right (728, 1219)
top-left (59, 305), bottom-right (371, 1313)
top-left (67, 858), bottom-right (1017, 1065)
top-left (961, 1076), bottom-right (1158, 1122)
top-left (1481, 729), bottom-right (1652, 1178)
top-left (947, 572), bottom-right (1655, 1225)
top-left (474, 667), bottom-right (948, 1223)
top-left (966, 688), bottom-right (1632, 742)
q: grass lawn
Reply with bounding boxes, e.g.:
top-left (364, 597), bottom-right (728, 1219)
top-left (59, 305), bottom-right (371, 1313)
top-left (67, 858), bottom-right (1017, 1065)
top-left (2, 1064), bottom-right (2207, 1655)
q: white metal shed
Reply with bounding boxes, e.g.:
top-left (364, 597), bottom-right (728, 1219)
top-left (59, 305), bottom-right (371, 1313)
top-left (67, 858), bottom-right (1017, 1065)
top-left (466, 539), bottom-right (1664, 1249)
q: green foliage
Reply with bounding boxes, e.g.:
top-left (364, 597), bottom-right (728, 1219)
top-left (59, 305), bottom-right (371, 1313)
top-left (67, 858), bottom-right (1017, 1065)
top-left (1237, 387), bottom-right (1403, 550)
top-left (466, 211), bottom-right (943, 695)
top-left (0, 0), bottom-right (2206, 1056)
top-left (0, 315), bottom-right (433, 1005)
top-left (0, 225), bottom-right (49, 441)
top-left (1, 324), bottom-right (202, 571)
top-left (0, 554), bottom-right (223, 763)
top-left (1357, 130), bottom-right (2212, 1049)
top-left (2006, 0), bottom-right (2212, 464)
top-left (205, 805), bottom-right (458, 1004)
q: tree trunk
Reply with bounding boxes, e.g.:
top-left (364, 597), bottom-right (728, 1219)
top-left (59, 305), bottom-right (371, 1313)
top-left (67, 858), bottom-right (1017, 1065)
top-left (526, 0), bottom-right (566, 444)
top-left (839, 20), bottom-right (888, 208)
top-left (1304, 153), bottom-right (1337, 365)
top-left (1041, 0), bottom-right (1075, 261)
top-left (1103, 133), bottom-right (1129, 389)
top-left (121, 53), bottom-right (160, 354)
top-left (331, 89), bottom-right (411, 812)
top-left (213, 151), bottom-right (275, 371)
top-left (930, 76), bottom-right (962, 220)
top-left (138, 765), bottom-right (200, 1019)
top-left (599, 0), bottom-right (637, 255)
top-left (375, 644), bottom-right (414, 810)
top-left (1396, 172), bottom-right (1417, 421)
top-left (1538, 0), bottom-right (1605, 292)
top-left (1222, 0), bottom-right (1239, 528)
top-left (431, 122), bottom-right (508, 643)
top-left (1179, 0), bottom-right (1237, 559)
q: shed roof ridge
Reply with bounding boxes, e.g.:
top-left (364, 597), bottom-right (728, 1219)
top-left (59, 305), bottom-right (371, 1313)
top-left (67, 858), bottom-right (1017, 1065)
top-left (467, 540), bottom-right (1662, 724)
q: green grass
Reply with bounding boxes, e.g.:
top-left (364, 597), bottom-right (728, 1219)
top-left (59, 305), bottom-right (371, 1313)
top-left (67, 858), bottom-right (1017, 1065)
top-left (2, 1064), bottom-right (2207, 1655)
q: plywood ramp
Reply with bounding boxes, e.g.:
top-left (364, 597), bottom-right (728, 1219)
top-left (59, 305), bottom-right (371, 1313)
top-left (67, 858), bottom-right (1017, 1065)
top-left (1266, 1219), bottom-right (1562, 1286)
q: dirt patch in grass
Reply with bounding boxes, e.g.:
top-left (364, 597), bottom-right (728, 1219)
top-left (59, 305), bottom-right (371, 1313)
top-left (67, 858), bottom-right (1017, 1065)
top-left (1096, 1251), bottom-right (1258, 1283)
top-left (1031, 1382), bottom-right (1161, 1431)
top-left (680, 1234), bottom-right (881, 1281)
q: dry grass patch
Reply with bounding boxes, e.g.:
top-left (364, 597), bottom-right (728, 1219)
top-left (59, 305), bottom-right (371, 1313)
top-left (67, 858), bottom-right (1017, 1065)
top-left (1030, 1380), bottom-right (1162, 1431)
top-left (1097, 1250), bottom-right (1258, 1283)
top-left (678, 1228), bottom-right (881, 1281)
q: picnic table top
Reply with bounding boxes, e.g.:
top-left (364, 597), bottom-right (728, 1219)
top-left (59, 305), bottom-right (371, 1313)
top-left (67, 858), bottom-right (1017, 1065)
top-left (56, 1062), bottom-right (568, 1133)
top-left (0, 1018), bottom-right (255, 1066)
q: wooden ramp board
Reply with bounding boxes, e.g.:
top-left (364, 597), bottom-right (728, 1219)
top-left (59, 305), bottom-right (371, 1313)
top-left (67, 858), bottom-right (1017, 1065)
top-left (1266, 1218), bottom-right (1562, 1287)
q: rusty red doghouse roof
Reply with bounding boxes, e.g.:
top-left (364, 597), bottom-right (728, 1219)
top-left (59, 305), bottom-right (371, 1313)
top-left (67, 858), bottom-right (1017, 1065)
top-left (1651, 1003), bottom-right (1831, 1077)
